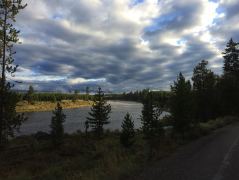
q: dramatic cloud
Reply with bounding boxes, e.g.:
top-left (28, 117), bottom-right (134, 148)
top-left (10, 0), bottom-right (239, 92)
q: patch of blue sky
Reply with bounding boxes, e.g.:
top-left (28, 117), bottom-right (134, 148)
top-left (216, 6), bottom-right (225, 14)
top-left (212, 18), bottom-right (223, 25)
top-left (133, 0), bottom-right (144, 5)
top-left (212, 6), bottom-right (225, 25)
top-left (208, 0), bottom-right (220, 2)
top-left (130, 0), bottom-right (144, 7)
top-left (144, 12), bottom-right (180, 33)
top-left (176, 39), bottom-right (187, 46)
top-left (52, 14), bottom-right (64, 21)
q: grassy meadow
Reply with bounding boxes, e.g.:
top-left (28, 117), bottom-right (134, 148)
top-left (16, 100), bottom-right (93, 113)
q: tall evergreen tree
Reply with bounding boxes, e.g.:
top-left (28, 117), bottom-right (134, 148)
top-left (192, 60), bottom-right (217, 121)
top-left (0, 0), bottom-right (27, 145)
top-left (120, 112), bottom-right (135, 148)
top-left (223, 38), bottom-right (239, 75)
top-left (50, 103), bottom-right (66, 146)
top-left (25, 85), bottom-right (34, 104)
top-left (170, 73), bottom-right (192, 137)
top-left (87, 87), bottom-right (111, 136)
top-left (141, 92), bottom-right (163, 148)
top-left (72, 89), bottom-right (79, 102)
top-left (221, 38), bottom-right (239, 115)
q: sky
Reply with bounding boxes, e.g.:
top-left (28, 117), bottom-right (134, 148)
top-left (11, 0), bottom-right (239, 92)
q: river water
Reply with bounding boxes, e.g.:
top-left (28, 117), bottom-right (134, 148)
top-left (18, 101), bottom-right (143, 135)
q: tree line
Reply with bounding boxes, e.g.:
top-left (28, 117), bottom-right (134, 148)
top-left (106, 90), bottom-right (171, 104)
top-left (21, 86), bottom-right (170, 104)
top-left (21, 86), bottom-right (93, 104)
top-left (171, 38), bottom-right (239, 138)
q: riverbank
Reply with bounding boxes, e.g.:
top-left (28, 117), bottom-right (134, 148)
top-left (16, 100), bottom-right (93, 113)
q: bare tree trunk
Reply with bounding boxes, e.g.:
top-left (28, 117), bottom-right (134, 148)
top-left (0, 4), bottom-right (7, 145)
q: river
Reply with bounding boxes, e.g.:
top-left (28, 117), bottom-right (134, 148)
top-left (17, 101), bottom-right (143, 135)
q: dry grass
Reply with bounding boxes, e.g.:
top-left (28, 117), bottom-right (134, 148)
top-left (0, 128), bottom-right (181, 180)
top-left (0, 132), bottom-right (150, 180)
top-left (16, 100), bottom-right (93, 113)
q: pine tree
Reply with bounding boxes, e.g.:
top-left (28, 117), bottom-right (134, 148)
top-left (25, 85), bottom-right (34, 104)
top-left (87, 87), bottom-right (111, 136)
top-left (0, 0), bottom-right (27, 145)
top-left (192, 60), bottom-right (217, 121)
top-left (223, 38), bottom-right (239, 75)
top-left (141, 92), bottom-right (163, 147)
top-left (141, 92), bottom-right (154, 139)
top-left (120, 113), bottom-right (135, 148)
top-left (50, 103), bottom-right (66, 146)
top-left (170, 73), bottom-right (192, 137)
top-left (72, 90), bottom-right (79, 102)
top-left (221, 39), bottom-right (239, 115)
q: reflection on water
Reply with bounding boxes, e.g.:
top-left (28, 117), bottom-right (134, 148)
top-left (18, 101), bottom-right (143, 135)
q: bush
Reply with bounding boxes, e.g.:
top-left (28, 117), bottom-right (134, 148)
top-left (199, 116), bottom-right (239, 135)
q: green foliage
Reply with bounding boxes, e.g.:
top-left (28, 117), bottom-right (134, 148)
top-left (170, 73), bottom-right (193, 137)
top-left (192, 60), bottom-right (216, 91)
top-left (223, 38), bottom-right (239, 75)
top-left (25, 85), bottom-right (34, 104)
top-left (221, 38), bottom-right (239, 115)
top-left (0, 132), bottom-right (151, 180)
top-left (22, 92), bottom-right (93, 102)
top-left (192, 60), bottom-right (217, 121)
top-left (50, 103), bottom-right (66, 146)
top-left (0, 88), bottom-right (27, 141)
top-left (107, 90), bottom-right (171, 106)
top-left (72, 90), bottom-right (80, 102)
top-left (199, 116), bottom-right (238, 135)
top-left (141, 92), bottom-right (164, 155)
top-left (87, 87), bottom-right (111, 136)
top-left (120, 113), bottom-right (135, 148)
top-left (0, 0), bottom-right (27, 145)
top-left (51, 95), bottom-right (57, 103)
